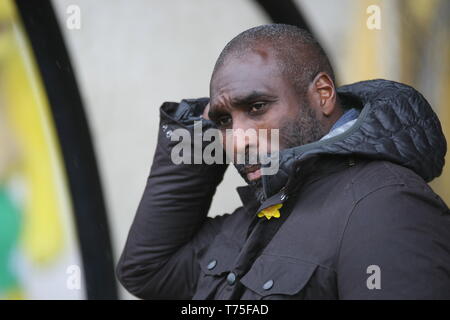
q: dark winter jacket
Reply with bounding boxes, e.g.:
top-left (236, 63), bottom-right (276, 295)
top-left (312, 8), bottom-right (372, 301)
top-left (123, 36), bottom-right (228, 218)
top-left (117, 79), bottom-right (450, 299)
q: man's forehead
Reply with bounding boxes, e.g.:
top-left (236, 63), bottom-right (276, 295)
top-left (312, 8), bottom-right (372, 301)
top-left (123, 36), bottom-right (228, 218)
top-left (210, 53), bottom-right (282, 99)
top-left (210, 89), bottom-right (273, 108)
top-left (213, 47), bottom-right (277, 78)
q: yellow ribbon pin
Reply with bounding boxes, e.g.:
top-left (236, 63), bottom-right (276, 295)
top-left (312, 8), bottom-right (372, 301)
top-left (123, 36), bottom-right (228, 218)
top-left (257, 203), bottom-right (283, 220)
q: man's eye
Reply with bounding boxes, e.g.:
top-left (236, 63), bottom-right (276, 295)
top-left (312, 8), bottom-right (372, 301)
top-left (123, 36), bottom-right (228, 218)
top-left (217, 116), bottom-right (232, 127)
top-left (250, 102), bottom-right (268, 113)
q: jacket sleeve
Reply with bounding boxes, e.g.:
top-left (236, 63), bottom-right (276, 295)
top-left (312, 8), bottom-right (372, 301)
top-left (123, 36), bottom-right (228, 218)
top-left (116, 98), bottom-right (230, 299)
top-left (337, 182), bottom-right (450, 299)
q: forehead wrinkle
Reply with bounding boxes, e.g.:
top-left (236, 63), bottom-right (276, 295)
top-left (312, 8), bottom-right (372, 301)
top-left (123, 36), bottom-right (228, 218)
top-left (212, 89), bottom-right (268, 113)
top-left (230, 90), bottom-right (276, 106)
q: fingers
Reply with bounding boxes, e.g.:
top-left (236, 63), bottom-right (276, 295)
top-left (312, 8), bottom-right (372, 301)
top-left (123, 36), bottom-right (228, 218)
top-left (202, 103), bottom-right (210, 120)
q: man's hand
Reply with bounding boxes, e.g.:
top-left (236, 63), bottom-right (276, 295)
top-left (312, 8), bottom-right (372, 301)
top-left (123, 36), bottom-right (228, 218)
top-left (202, 103), bottom-right (210, 120)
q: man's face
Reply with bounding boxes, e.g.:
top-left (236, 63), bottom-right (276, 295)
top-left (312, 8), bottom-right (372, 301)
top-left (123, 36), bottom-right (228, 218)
top-left (209, 48), bottom-right (326, 201)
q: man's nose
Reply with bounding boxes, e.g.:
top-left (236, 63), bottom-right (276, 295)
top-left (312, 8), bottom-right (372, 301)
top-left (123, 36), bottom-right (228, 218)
top-left (229, 120), bottom-right (258, 164)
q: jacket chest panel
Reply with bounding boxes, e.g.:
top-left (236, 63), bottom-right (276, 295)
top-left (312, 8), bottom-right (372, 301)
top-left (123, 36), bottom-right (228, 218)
top-left (193, 176), bottom-right (354, 300)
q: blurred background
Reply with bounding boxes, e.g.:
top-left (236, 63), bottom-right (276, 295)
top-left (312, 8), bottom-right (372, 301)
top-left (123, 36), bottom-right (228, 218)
top-left (0, 0), bottom-right (448, 299)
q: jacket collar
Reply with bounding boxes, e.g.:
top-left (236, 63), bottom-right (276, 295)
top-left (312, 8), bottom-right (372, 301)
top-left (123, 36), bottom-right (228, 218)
top-left (238, 155), bottom-right (355, 215)
top-left (259, 79), bottom-right (447, 200)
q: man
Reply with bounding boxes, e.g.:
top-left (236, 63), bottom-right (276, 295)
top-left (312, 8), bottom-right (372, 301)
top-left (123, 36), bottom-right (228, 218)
top-left (117, 24), bottom-right (450, 299)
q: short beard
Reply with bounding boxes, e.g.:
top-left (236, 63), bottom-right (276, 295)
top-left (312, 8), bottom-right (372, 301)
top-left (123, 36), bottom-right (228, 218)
top-left (279, 103), bottom-right (327, 149)
top-left (234, 102), bottom-right (326, 203)
top-left (248, 178), bottom-right (266, 203)
top-left (234, 163), bottom-right (266, 203)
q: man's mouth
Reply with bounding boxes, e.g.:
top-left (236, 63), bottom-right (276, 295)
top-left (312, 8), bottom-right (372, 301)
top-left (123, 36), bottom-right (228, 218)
top-left (244, 164), bottom-right (261, 181)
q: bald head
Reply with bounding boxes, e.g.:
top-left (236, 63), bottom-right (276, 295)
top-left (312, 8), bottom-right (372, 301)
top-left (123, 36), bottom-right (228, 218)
top-left (211, 24), bottom-right (335, 97)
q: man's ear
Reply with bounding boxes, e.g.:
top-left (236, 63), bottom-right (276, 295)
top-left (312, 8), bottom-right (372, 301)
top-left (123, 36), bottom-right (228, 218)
top-left (307, 72), bottom-right (338, 117)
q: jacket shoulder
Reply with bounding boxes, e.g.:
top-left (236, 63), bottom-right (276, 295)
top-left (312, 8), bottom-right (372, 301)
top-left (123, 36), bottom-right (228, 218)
top-left (349, 159), bottom-right (442, 204)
